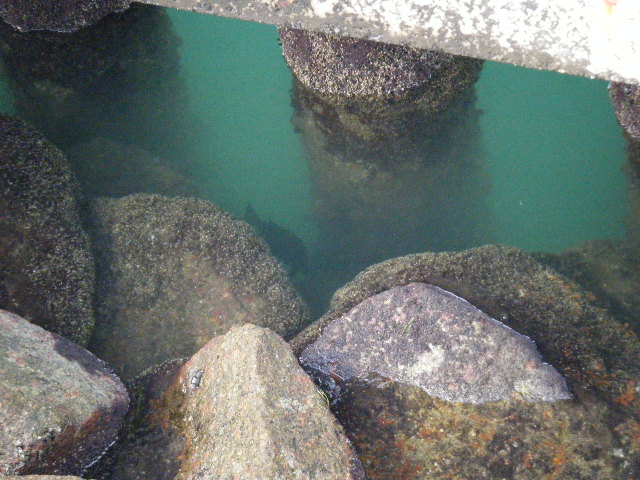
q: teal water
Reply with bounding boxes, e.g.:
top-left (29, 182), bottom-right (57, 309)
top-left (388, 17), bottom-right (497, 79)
top-left (0, 8), bottom-right (630, 309)
top-left (167, 11), bottom-right (627, 254)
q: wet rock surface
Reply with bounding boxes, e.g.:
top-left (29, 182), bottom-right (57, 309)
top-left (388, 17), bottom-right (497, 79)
top-left (0, 310), bottom-right (129, 476)
top-left (301, 282), bottom-right (571, 405)
top-left (292, 245), bottom-right (640, 478)
top-left (94, 324), bottom-right (365, 480)
top-left (333, 375), bottom-right (635, 479)
top-left (0, 113), bottom-right (95, 345)
top-left (536, 239), bottom-right (640, 333)
top-left (0, 0), bottom-right (130, 32)
top-left (610, 82), bottom-right (640, 140)
top-left (88, 193), bottom-right (308, 379)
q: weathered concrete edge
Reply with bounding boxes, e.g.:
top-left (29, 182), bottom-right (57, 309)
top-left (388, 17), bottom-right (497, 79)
top-left (141, 0), bottom-right (639, 85)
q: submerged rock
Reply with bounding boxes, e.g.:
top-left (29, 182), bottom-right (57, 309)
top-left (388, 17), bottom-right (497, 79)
top-left (301, 282), bottom-right (571, 405)
top-left (0, 310), bottom-right (128, 476)
top-left (66, 137), bottom-right (200, 201)
top-left (0, 4), bottom-right (189, 158)
top-left (88, 193), bottom-right (308, 379)
top-left (536, 239), bottom-right (640, 332)
top-left (94, 324), bottom-right (365, 480)
top-left (292, 245), bottom-right (640, 478)
top-left (0, 0), bottom-right (130, 32)
top-left (0, 113), bottom-right (95, 345)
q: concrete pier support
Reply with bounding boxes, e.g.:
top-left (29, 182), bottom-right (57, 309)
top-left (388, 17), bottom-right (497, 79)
top-left (142, 0), bottom-right (640, 85)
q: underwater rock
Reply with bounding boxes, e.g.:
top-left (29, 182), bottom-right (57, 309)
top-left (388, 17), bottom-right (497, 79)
top-left (93, 324), bottom-right (365, 480)
top-left (292, 245), bottom-right (640, 418)
top-left (301, 282), bottom-right (571, 404)
top-left (244, 204), bottom-right (308, 276)
top-left (536, 239), bottom-right (640, 332)
top-left (0, 113), bottom-right (95, 345)
top-left (0, 310), bottom-right (129, 476)
top-left (293, 246), bottom-right (640, 478)
top-left (0, 0), bottom-right (130, 32)
top-left (0, 4), bottom-right (190, 158)
top-left (66, 137), bottom-right (200, 201)
top-left (332, 373), bottom-right (635, 479)
top-left (88, 193), bottom-right (309, 380)
top-left (610, 82), bottom-right (640, 140)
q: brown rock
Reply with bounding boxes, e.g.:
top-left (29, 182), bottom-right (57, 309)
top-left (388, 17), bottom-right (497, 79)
top-left (88, 193), bottom-right (309, 379)
top-left (0, 113), bottom-right (95, 345)
top-left (610, 82), bottom-right (640, 140)
top-left (94, 324), bottom-right (364, 479)
top-left (0, 310), bottom-right (128, 476)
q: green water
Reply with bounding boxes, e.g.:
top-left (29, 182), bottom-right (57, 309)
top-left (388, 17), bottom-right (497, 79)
top-left (167, 11), bottom-right (627, 254)
top-left (0, 8), bottom-right (630, 308)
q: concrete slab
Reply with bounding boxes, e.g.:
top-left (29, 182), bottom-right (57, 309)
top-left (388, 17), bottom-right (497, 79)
top-left (141, 0), bottom-right (640, 85)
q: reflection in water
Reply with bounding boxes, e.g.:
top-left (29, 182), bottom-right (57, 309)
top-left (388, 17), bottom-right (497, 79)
top-left (279, 29), bottom-right (492, 313)
top-left (0, 4), bottom-right (193, 164)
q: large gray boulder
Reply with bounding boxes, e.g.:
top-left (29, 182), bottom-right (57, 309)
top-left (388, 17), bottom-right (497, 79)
top-left (0, 0), bottom-right (130, 33)
top-left (94, 324), bottom-right (365, 479)
top-left (88, 193), bottom-right (309, 379)
top-left (0, 310), bottom-right (128, 476)
top-left (0, 113), bottom-right (95, 345)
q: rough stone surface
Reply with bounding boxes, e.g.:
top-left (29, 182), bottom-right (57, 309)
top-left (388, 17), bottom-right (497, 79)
top-left (610, 82), bottom-right (640, 140)
top-left (88, 193), bottom-right (308, 379)
top-left (280, 27), bottom-right (482, 105)
top-left (331, 374), bottom-right (637, 479)
top-left (66, 137), bottom-right (200, 201)
top-left (291, 245), bottom-right (640, 419)
top-left (0, 0), bottom-right (130, 32)
top-left (293, 247), bottom-right (640, 479)
top-left (0, 113), bottom-right (95, 345)
top-left (0, 310), bottom-right (129, 476)
top-left (301, 282), bottom-right (571, 404)
top-left (93, 324), bottom-right (365, 479)
top-left (536, 239), bottom-right (640, 333)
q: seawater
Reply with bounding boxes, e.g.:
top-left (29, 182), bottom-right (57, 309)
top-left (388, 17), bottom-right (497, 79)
top-left (167, 11), bottom-right (627, 253)
top-left (0, 8), bottom-right (630, 308)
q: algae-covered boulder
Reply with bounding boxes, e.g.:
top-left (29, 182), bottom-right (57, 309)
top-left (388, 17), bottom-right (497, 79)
top-left (88, 193), bottom-right (309, 379)
top-left (0, 310), bottom-right (128, 476)
top-left (536, 239), bottom-right (640, 332)
top-left (93, 324), bottom-right (364, 479)
top-left (292, 245), bottom-right (640, 479)
top-left (0, 0), bottom-right (130, 32)
top-left (0, 113), bottom-right (95, 345)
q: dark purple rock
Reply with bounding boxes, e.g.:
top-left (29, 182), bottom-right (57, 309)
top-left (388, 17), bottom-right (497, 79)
top-left (0, 0), bottom-right (130, 32)
top-left (301, 282), bottom-right (571, 404)
top-left (0, 310), bottom-right (128, 476)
